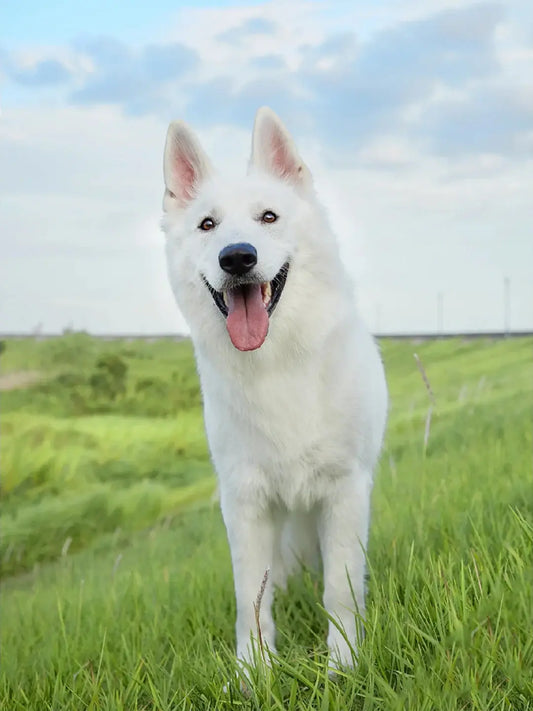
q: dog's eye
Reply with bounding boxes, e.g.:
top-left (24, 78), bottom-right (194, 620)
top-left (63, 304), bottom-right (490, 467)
top-left (199, 217), bottom-right (216, 231)
top-left (261, 210), bottom-right (278, 224)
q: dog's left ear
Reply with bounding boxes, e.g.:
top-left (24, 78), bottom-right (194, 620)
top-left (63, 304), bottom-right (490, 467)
top-left (249, 107), bottom-right (313, 192)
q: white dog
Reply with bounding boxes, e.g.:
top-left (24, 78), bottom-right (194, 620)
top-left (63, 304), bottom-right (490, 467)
top-left (162, 107), bottom-right (388, 668)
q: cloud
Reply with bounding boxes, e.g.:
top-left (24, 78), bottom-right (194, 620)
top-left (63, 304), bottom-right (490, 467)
top-left (8, 58), bottom-right (72, 86)
top-left (296, 3), bottom-right (506, 159)
top-left (1, 37), bottom-right (198, 114)
top-left (0, 105), bottom-right (182, 334)
top-left (173, 2), bottom-right (514, 164)
top-left (419, 85), bottom-right (533, 156)
top-left (184, 74), bottom-right (304, 131)
top-left (249, 54), bottom-right (287, 71)
top-left (217, 17), bottom-right (278, 44)
top-left (3, 2), bottom-right (529, 165)
top-left (0, 47), bottom-right (78, 89)
top-left (70, 38), bottom-right (198, 109)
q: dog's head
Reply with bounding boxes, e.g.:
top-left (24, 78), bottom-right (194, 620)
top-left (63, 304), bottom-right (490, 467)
top-left (162, 107), bottom-right (320, 353)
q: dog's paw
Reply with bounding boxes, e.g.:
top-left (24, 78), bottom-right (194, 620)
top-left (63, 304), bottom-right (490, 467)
top-left (223, 647), bottom-right (277, 696)
top-left (327, 635), bottom-right (358, 675)
top-left (237, 645), bottom-right (277, 670)
top-left (222, 671), bottom-right (251, 698)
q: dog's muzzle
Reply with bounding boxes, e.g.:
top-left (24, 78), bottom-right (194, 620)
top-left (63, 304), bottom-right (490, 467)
top-left (202, 261), bottom-right (290, 351)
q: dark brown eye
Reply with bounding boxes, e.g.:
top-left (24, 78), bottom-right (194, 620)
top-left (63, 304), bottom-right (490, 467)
top-left (199, 217), bottom-right (216, 231)
top-left (261, 210), bottom-right (278, 224)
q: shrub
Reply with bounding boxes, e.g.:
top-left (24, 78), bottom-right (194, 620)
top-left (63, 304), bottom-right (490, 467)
top-left (89, 355), bottom-right (128, 401)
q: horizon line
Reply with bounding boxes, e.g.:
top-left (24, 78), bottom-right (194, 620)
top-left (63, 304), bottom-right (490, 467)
top-left (1, 330), bottom-right (532, 340)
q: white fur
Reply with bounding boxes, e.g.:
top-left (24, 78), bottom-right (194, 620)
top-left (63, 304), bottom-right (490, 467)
top-left (162, 107), bottom-right (388, 668)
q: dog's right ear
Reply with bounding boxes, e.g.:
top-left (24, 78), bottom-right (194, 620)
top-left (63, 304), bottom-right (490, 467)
top-left (163, 121), bottom-right (212, 211)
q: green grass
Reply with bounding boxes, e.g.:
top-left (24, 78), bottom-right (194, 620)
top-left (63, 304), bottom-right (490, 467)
top-left (1, 335), bottom-right (532, 709)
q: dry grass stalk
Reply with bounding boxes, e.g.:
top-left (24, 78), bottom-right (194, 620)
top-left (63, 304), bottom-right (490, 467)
top-left (61, 536), bottom-right (72, 557)
top-left (471, 553), bottom-right (483, 596)
top-left (253, 567), bottom-right (270, 662)
top-left (112, 553), bottom-right (123, 578)
top-left (413, 353), bottom-right (436, 454)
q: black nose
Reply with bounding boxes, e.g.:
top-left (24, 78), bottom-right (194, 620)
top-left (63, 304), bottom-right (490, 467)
top-left (218, 243), bottom-right (258, 276)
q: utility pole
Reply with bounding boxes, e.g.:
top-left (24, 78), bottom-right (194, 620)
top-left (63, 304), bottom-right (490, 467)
top-left (437, 292), bottom-right (443, 336)
top-left (504, 276), bottom-right (510, 336)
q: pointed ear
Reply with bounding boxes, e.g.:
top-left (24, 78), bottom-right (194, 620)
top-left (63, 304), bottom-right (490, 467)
top-left (163, 121), bottom-right (212, 210)
top-left (249, 107), bottom-right (312, 191)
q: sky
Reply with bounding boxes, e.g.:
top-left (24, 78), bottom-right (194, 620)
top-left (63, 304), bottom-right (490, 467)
top-left (1, 0), bottom-right (532, 335)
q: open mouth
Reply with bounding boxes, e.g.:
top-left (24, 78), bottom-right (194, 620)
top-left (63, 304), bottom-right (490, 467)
top-left (202, 262), bottom-right (289, 351)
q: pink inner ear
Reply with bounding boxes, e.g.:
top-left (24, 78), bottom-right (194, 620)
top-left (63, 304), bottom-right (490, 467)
top-left (270, 127), bottom-right (297, 180)
top-left (175, 155), bottom-right (196, 203)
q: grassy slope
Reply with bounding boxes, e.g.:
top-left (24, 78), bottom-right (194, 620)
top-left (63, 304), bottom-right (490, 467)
top-left (1, 336), bottom-right (532, 710)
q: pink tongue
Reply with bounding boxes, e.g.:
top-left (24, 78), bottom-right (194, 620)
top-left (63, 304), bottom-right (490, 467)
top-left (226, 284), bottom-right (269, 351)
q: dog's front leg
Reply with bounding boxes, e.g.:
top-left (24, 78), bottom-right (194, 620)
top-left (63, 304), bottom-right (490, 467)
top-left (220, 492), bottom-right (277, 664)
top-left (318, 468), bottom-right (372, 669)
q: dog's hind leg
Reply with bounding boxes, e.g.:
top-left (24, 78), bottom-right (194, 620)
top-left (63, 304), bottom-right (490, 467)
top-left (273, 510), bottom-right (320, 591)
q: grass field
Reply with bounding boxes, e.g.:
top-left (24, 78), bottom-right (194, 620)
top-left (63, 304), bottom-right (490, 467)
top-left (1, 334), bottom-right (532, 710)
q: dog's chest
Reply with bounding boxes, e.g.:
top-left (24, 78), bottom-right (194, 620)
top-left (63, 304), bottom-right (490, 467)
top-left (213, 361), bottom-right (324, 446)
top-left (201, 356), bottom-right (355, 507)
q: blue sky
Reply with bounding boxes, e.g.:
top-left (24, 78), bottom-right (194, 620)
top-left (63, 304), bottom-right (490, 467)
top-left (1, 0), bottom-right (532, 333)
top-left (2, 0), bottom-right (268, 45)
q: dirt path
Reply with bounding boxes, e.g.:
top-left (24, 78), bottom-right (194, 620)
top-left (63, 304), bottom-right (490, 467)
top-left (0, 370), bottom-right (43, 391)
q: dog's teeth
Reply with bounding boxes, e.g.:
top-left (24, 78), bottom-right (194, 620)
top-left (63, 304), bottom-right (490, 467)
top-left (262, 283), bottom-right (272, 306)
top-left (222, 291), bottom-right (228, 306)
